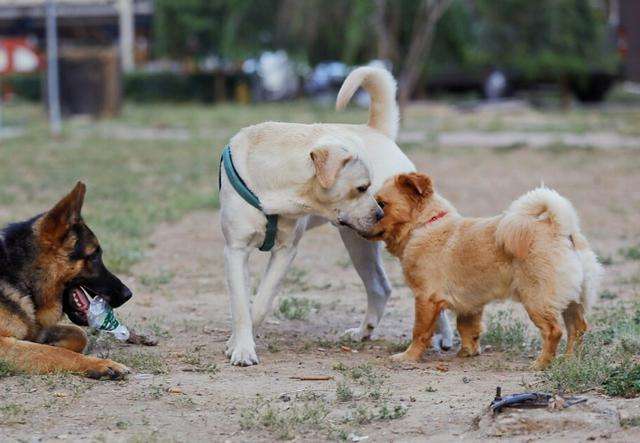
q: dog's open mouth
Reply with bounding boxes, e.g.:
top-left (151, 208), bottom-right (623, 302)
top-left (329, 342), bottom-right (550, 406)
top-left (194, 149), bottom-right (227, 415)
top-left (64, 286), bottom-right (93, 326)
top-left (71, 286), bottom-right (91, 311)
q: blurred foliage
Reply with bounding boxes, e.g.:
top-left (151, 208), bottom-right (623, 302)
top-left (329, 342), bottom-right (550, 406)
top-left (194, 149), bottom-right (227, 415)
top-left (0, 74), bottom-right (42, 101)
top-left (472, 0), bottom-right (619, 79)
top-left (153, 0), bottom-right (618, 80)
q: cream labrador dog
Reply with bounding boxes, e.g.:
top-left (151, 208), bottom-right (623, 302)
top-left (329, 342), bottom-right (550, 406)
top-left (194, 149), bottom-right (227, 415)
top-left (220, 66), bottom-right (453, 365)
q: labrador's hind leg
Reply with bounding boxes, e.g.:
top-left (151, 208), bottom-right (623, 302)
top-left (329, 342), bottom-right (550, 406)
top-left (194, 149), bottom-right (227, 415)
top-left (339, 227), bottom-right (391, 341)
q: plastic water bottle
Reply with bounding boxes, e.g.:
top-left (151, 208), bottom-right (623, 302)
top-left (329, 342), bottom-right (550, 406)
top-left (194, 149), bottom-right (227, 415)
top-left (87, 295), bottom-right (130, 341)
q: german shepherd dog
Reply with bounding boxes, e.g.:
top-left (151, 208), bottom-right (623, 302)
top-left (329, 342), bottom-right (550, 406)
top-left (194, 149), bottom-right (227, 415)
top-left (0, 182), bottom-right (132, 379)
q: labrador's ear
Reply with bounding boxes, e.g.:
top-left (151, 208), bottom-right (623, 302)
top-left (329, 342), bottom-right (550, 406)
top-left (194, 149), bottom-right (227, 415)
top-left (310, 147), bottom-right (353, 189)
top-left (40, 181), bottom-right (86, 242)
top-left (395, 173), bottom-right (433, 202)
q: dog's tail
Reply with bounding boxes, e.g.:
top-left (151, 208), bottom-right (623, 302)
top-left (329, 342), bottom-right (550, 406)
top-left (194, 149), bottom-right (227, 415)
top-left (496, 186), bottom-right (582, 260)
top-left (336, 66), bottom-right (399, 141)
top-left (496, 186), bottom-right (602, 310)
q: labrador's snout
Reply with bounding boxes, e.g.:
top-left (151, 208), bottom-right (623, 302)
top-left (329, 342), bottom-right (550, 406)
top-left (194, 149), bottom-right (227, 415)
top-left (374, 206), bottom-right (384, 222)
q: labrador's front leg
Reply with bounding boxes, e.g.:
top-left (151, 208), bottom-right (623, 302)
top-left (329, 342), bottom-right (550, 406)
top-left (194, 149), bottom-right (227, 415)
top-left (224, 246), bottom-right (258, 366)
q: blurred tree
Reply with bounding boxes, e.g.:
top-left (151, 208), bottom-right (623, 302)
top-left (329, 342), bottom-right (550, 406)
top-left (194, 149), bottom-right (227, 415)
top-left (374, 0), bottom-right (454, 110)
top-left (152, 0), bottom-right (617, 102)
top-left (474, 0), bottom-right (617, 80)
top-left (154, 0), bottom-right (280, 61)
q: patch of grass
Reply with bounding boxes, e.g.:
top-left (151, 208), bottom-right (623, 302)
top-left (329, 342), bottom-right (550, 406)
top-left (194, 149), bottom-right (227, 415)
top-left (276, 297), bottom-right (320, 321)
top-left (621, 416), bottom-right (640, 428)
top-left (106, 350), bottom-right (169, 374)
top-left (378, 403), bottom-right (408, 420)
top-left (139, 271), bottom-right (174, 290)
top-left (482, 310), bottom-right (531, 354)
top-left (620, 245), bottom-right (640, 261)
top-left (241, 361), bottom-right (407, 439)
top-left (540, 303), bottom-right (640, 396)
top-left (385, 339), bottom-right (411, 354)
top-left (334, 362), bottom-right (389, 401)
top-left (597, 253), bottom-right (614, 266)
top-left (336, 382), bottom-right (354, 402)
top-left (0, 403), bottom-right (25, 425)
top-left (283, 267), bottom-right (310, 292)
top-left (181, 349), bottom-right (219, 375)
top-left (603, 361), bottom-right (640, 398)
top-left (240, 395), bottom-right (330, 440)
top-left (343, 403), bottom-right (407, 425)
top-left (0, 360), bottom-right (18, 378)
top-left (599, 290), bottom-right (617, 300)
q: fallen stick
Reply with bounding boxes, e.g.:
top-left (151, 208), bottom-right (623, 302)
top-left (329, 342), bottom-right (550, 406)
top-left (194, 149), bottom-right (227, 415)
top-left (289, 375), bottom-right (333, 381)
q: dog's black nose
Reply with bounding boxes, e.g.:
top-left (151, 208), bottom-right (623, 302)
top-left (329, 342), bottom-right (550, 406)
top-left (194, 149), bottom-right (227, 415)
top-left (375, 207), bottom-right (384, 222)
top-left (121, 287), bottom-right (133, 303)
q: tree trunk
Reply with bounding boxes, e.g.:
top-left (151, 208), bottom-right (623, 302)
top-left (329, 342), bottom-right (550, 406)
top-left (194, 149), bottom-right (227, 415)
top-left (397, 0), bottom-right (453, 112)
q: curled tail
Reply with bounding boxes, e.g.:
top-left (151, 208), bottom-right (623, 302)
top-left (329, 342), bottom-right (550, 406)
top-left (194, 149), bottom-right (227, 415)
top-left (496, 186), bottom-right (602, 310)
top-left (496, 187), bottom-right (581, 260)
top-left (336, 66), bottom-right (399, 140)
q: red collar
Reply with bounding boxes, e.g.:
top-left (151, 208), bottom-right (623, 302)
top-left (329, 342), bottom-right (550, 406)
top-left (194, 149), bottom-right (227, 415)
top-left (427, 211), bottom-right (448, 224)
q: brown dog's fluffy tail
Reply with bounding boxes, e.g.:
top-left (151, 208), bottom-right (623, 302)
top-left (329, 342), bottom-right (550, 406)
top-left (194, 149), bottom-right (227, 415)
top-left (496, 186), bottom-right (603, 310)
top-left (336, 66), bottom-right (399, 141)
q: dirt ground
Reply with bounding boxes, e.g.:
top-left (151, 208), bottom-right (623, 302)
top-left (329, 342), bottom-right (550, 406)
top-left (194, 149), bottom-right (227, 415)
top-left (2, 146), bottom-right (640, 442)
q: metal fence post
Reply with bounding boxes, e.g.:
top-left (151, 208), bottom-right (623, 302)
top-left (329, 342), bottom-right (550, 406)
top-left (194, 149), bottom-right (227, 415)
top-left (46, 0), bottom-right (62, 136)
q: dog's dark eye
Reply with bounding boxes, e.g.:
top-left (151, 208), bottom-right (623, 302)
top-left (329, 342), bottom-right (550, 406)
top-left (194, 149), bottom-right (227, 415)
top-left (87, 248), bottom-right (102, 263)
top-left (356, 184), bottom-right (370, 194)
top-left (377, 200), bottom-right (386, 210)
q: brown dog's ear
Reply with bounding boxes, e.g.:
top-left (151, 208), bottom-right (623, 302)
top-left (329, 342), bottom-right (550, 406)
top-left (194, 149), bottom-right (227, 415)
top-left (40, 181), bottom-right (86, 242)
top-left (396, 173), bottom-right (433, 201)
top-left (310, 147), bottom-right (353, 189)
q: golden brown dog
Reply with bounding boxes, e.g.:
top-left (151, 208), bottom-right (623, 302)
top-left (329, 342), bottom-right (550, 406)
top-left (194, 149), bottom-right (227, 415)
top-left (365, 173), bottom-right (602, 369)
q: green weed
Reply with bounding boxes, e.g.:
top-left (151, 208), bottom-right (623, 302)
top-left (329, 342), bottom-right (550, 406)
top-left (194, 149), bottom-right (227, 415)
top-left (105, 350), bottom-right (169, 374)
top-left (540, 303), bottom-right (640, 396)
top-left (276, 297), bottom-right (320, 321)
top-left (482, 310), bottom-right (531, 353)
top-left (620, 245), bottom-right (640, 261)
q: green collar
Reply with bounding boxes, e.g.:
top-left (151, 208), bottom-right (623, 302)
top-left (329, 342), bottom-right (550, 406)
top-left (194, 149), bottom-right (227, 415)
top-left (219, 145), bottom-right (278, 252)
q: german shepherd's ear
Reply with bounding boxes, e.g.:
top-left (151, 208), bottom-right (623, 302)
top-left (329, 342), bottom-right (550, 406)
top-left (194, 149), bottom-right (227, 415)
top-left (396, 173), bottom-right (433, 202)
top-left (40, 182), bottom-right (86, 241)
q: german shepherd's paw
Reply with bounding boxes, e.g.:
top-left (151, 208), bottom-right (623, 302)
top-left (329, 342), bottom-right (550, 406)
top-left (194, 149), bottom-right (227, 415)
top-left (85, 358), bottom-right (131, 380)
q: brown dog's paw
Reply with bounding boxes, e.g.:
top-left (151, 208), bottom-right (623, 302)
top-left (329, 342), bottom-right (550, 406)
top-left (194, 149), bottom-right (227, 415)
top-left (85, 359), bottom-right (131, 380)
top-left (529, 358), bottom-right (551, 371)
top-left (391, 351), bottom-right (420, 363)
top-left (456, 347), bottom-right (480, 358)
